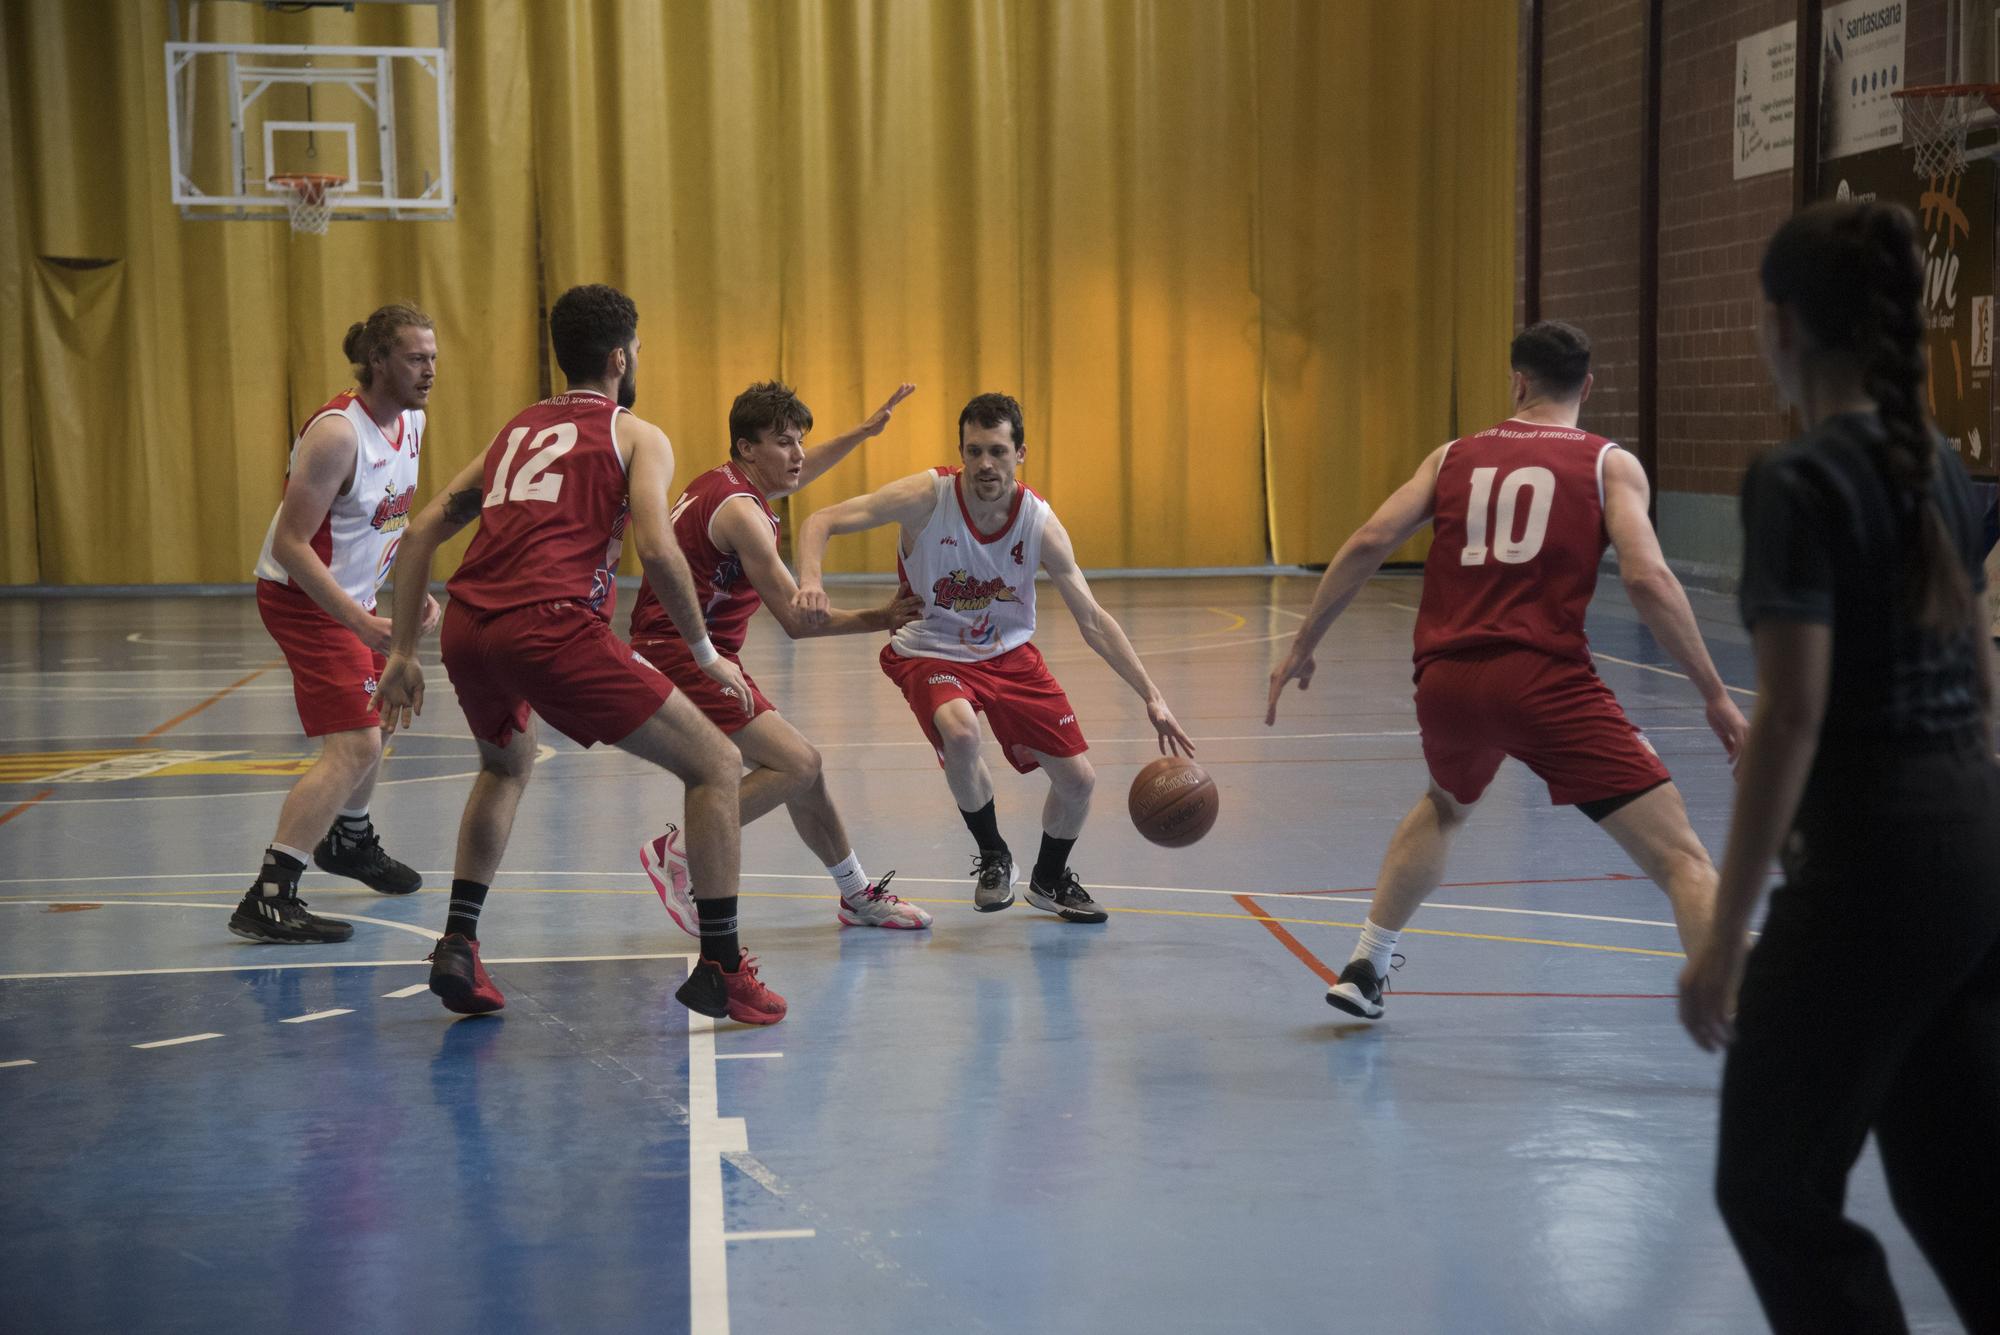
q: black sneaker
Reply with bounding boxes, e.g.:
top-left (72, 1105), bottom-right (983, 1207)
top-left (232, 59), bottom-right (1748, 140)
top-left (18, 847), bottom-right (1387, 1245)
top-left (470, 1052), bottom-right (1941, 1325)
top-left (228, 887), bottom-right (355, 944)
top-left (1025, 867), bottom-right (1108, 924)
top-left (1325, 955), bottom-right (1401, 1020)
top-left (971, 850), bottom-right (1017, 912)
top-left (315, 824), bottom-right (422, 895)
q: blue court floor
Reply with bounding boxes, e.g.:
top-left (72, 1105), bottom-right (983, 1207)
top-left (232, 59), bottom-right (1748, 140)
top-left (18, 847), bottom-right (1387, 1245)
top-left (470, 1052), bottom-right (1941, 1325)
top-left (0, 574), bottom-right (1967, 1333)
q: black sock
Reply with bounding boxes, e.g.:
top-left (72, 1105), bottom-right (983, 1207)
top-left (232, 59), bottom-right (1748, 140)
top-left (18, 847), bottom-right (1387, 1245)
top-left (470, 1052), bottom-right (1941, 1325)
top-left (256, 847), bottom-right (307, 898)
top-left (332, 813), bottom-right (373, 845)
top-left (960, 800), bottom-right (1008, 858)
top-left (445, 879), bottom-right (489, 940)
top-left (1033, 833), bottom-right (1077, 888)
top-left (696, 896), bottom-right (740, 967)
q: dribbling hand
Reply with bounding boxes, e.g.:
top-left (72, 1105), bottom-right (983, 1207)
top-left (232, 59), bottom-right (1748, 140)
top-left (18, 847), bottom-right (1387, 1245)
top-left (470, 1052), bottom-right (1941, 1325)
top-left (700, 655), bottom-right (756, 717)
top-left (376, 653), bottom-right (425, 735)
top-left (1147, 698), bottom-right (1196, 757)
top-left (1264, 645), bottom-right (1317, 726)
top-left (793, 584), bottom-right (831, 629)
top-left (1706, 695), bottom-right (1749, 766)
top-left (419, 594), bottom-right (443, 636)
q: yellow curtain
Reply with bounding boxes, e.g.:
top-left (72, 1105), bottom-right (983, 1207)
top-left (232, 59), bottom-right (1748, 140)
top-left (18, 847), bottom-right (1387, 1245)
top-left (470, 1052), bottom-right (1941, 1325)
top-left (0, 0), bottom-right (1514, 584)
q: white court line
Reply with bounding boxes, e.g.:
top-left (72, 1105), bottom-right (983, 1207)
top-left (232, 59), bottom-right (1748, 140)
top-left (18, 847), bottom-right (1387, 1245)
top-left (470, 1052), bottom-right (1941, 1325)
top-left (133, 1032), bottom-right (223, 1049)
top-left (0, 1059), bottom-right (35, 1069)
top-left (716, 1052), bottom-right (783, 1061)
top-left (6, 745), bottom-right (558, 805)
top-left (0, 952), bottom-right (695, 983)
top-left (687, 962), bottom-right (748, 1335)
top-left (382, 983), bottom-right (432, 998)
top-left (0, 900), bottom-right (439, 942)
top-left (724, 1229), bottom-right (815, 1242)
top-left (280, 1009), bottom-right (353, 1024)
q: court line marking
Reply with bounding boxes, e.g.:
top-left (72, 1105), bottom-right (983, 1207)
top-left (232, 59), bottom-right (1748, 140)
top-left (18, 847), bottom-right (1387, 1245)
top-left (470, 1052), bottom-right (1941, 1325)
top-left (724, 1229), bottom-right (816, 1242)
top-left (1236, 893), bottom-right (1339, 985)
top-left (0, 900), bottom-right (440, 943)
top-left (0, 1059), bottom-right (35, 1068)
top-left (0, 951), bottom-right (695, 982)
top-left (4, 745), bottom-right (560, 804)
top-left (0, 789), bottom-right (53, 827)
top-left (133, 1032), bottom-right (224, 1049)
top-left (688, 960), bottom-right (746, 1335)
top-left (138, 665), bottom-right (280, 741)
top-left (716, 1052), bottom-right (783, 1061)
top-left (280, 1009), bottom-right (353, 1024)
top-left (382, 983), bottom-right (431, 998)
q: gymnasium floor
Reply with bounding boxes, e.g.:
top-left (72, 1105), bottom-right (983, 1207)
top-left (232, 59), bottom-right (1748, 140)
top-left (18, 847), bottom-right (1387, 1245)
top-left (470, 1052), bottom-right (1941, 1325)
top-left (0, 573), bottom-right (1964, 1334)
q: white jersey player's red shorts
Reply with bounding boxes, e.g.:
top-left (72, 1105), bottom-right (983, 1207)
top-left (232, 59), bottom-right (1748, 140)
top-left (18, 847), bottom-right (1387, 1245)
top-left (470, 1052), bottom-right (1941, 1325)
top-left (1415, 645), bottom-right (1672, 807)
top-left (880, 641), bottom-right (1087, 774)
top-left (628, 633), bottom-right (775, 735)
top-left (257, 578), bottom-right (386, 738)
top-left (441, 599), bottom-right (673, 749)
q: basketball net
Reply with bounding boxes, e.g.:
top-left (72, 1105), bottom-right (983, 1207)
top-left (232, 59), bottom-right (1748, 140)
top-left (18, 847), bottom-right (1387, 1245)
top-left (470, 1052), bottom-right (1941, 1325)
top-left (269, 174), bottom-right (346, 235)
top-left (1893, 86), bottom-right (2000, 180)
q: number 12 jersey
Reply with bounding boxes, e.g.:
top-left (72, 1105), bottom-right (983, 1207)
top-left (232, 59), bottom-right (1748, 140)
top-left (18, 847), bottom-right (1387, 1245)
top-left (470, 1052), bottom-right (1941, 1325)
top-left (1413, 418), bottom-right (1623, 671)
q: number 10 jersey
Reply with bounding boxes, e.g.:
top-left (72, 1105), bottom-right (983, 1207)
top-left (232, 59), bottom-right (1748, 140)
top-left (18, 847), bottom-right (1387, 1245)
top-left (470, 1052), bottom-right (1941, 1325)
top-left (1413, 418), bottom-right (1622, 671)
top-left (446, 391), bottom-right (633, 621)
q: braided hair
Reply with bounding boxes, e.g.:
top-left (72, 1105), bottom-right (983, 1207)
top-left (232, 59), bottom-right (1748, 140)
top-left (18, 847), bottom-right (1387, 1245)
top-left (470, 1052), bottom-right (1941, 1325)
top-left (1759, 200), bottom-right (1977, 633)
top-left (341, 303), bottom-right (432, 389)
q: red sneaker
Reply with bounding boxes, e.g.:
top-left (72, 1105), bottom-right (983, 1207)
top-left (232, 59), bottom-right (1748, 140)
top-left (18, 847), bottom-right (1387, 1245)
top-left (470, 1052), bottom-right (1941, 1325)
top-left (428, 934), bottom-right (505, 1014)
top-left (675, 951), bottom-right (787, 1026)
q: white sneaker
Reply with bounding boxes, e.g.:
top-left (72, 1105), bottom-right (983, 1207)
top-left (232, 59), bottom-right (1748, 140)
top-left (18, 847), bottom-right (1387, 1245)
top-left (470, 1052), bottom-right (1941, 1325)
top-left (837, 872), bottom-right (932, 930)
top-left (641, 825), bottom-right (698, 939)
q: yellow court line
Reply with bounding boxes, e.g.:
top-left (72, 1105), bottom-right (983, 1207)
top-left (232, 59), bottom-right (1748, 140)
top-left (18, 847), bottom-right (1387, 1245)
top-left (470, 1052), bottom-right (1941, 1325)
top-left (1196, 606), bottom-right (1250, 636)
top-left (2, 887), bottom-right (1684, 959)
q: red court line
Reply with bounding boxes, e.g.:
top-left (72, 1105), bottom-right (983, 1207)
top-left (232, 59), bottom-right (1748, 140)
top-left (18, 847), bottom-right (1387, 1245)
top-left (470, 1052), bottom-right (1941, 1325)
top-left (136, 664), bottom-right (277, 742)
top-left (1282, 873), bottom-right (1641, 898)
top-left (1234, 893), bottom-right (1675, 1002)
top-left (0, 789), bottom-right (55, 828)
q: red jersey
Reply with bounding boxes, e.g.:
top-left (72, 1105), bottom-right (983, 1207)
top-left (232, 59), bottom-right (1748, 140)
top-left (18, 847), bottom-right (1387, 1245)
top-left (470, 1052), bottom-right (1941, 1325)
top-left (446, 391), bottom-right (631, 620)
top-left (1412, 419), bottom-right (1621, 670)
top-left (628, 462), bottom-right (780, 655)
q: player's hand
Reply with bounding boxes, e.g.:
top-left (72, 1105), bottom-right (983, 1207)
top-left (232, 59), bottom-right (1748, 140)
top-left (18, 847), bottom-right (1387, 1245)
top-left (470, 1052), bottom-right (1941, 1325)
top-left (376, 652), bottom-right (426, 735)
top-left (352, 612), bottom-right (395, 655)
top-left (793, 582), bottom-right (831, 629)
top-left (1264, 644), bottom-right (1317, 726)
top-left (1706, 694), bottom-right (1749, 765)
top-left (1147, 697), bottom-right (1196, 757)
top-left (1677, 934), bottom-right (1746, 1052)
top-left (883, 591), bottom-right (924, 629)
top-left (854, 383), bottom-right (916, 439)
top-left (701, 655), bottom-right (756, 717)
top-left (419, 593), bottom-right (443, 636)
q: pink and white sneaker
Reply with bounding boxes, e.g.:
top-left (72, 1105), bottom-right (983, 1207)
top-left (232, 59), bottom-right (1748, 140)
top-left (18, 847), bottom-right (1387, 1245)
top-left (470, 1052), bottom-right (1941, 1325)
top-left (641, 825), bottom-right (698, 939)
top-left (836, 871), bottom-right (932, 930)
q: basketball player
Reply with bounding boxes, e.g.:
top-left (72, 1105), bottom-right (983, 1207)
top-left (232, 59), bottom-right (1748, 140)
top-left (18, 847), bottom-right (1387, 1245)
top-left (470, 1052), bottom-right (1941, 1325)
top-left (1265, 321), bottom-right (1748, 1017)
top-left (792, 392), bottom-right (1195, 923)
top-left (230, 304), bottom-right (441, 945)
top-left (375, 284), bottom-right (785, 1025)
top-left (629, 380), bottom-right (932, 931)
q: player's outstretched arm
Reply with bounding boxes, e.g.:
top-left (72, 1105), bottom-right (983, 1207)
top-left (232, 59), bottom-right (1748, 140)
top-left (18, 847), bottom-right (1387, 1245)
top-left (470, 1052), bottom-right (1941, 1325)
top-left (268, 415), bottom-right (392, 651)
top-left (1678, 618), bottom-right (1829, 1051)
top-left (1043, 516), bottom-right (1194, 756)
top-left (377, 451), bottom-right (485, 733)
top-left (625, 414), bottom-right (753, 714)
top-left (1603, 447), bottom-right (1747, 760)
top-left (718, 499), bottom-right (921, 639)
top-left (792, 470), bottom-right (940, 626)
top-left (794, 383), bottom-right (916, 493)
top-left (1266, 445), bottom-right (1444, 725)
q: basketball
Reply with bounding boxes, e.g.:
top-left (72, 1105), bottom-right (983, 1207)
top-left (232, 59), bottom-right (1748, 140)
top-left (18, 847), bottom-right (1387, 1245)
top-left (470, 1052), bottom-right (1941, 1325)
top-left (1128, 756), bottom-right (1219, 848)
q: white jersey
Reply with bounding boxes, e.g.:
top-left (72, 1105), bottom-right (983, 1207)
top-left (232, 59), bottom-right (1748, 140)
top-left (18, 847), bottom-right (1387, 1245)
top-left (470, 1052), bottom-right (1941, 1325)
top-left (890, 468), bottom-right (1050, 662)
top-left (253, 390), bottom-right (424, 610)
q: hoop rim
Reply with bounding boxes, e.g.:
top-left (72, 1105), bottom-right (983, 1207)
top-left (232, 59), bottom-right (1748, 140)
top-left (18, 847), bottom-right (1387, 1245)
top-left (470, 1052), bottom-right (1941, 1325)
top-left (266, 172), bottom-right (350, 192)
top-left (1892, 82), bottom-right (2000, 105)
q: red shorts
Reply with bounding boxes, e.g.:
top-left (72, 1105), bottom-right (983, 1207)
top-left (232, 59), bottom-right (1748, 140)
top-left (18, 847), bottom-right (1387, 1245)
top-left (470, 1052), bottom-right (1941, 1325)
top-left (880, 642), bottom-right (1087, 774)
top-left (441, 598), bottom-right (673, 748)
top-left (257, 579), bottom-right (385, 738)
top-left (628, 633), bottom-right (774, 735)
top-left (1414, 646), bottom-right (1671, 807)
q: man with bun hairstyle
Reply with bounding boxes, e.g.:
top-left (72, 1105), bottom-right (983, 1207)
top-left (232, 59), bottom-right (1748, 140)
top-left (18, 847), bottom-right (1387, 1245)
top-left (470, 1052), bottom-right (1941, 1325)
top-left (230, 304), bottom-right (441, 944)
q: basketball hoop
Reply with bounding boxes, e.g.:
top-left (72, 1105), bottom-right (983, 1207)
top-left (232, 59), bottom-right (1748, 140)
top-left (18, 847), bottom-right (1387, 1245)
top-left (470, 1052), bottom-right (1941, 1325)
top-left (1892, 84), bottom-right (2000, 179)
top-left (267, 172), bottom-right (348, 234)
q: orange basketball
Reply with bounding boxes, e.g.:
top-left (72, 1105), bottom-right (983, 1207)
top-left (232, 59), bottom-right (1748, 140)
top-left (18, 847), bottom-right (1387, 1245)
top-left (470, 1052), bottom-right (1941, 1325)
top-left (1128, 756), bottom-right (1219, 848)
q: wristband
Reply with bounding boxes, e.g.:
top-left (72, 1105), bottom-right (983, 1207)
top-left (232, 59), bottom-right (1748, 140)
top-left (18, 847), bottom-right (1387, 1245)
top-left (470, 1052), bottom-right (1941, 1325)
top-left (690, 636), bottom-right (721, 668)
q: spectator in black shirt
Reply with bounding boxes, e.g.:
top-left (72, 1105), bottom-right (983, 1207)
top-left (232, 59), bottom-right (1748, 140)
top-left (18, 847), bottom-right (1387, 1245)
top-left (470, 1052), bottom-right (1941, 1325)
top-left (1679, 200), bottom-right (2000, 1334)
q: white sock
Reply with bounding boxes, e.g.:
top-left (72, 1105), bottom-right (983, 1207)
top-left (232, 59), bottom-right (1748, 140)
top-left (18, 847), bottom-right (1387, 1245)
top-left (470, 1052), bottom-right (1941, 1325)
top-left (826, 852), bottom-right (869, 899)
top-left (1350, 918), bottom-right (1401, 975)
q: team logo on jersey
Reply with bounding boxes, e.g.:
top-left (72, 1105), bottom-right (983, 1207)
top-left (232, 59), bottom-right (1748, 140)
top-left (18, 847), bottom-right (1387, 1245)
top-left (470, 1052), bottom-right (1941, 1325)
top-left (939, 536), bottom-right (958, 547)
top-left (374, 538), bottom-right (402, 591)
top-left (931, 570), bottom-right (1020, 613)
top-left (714, 553), bottom-right (745, 592)
top-left (363, 676), bottom-right (379, 697)
top-left (958, 612), bottom-right (1001, 654)
top-left (371, 484), bottom-right (417, 534)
